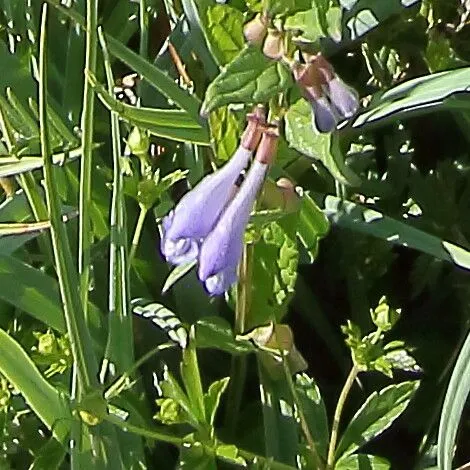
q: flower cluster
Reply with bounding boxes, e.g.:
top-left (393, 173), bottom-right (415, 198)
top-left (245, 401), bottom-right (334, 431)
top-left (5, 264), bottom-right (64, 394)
top-left (293, 54), bottom-right (359, 133)
top-left (160, 108), bottom-right (279, 296)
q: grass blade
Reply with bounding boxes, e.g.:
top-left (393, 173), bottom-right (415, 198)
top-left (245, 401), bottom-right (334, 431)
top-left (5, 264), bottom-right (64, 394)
top-left (437, 328), bottom-right (470, 469)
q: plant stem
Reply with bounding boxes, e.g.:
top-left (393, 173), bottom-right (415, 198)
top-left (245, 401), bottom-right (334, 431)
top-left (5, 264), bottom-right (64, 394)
top-left (139, 0), bottom-right (149, 60)
top-left (129, 205), bottom-right (148, 266)
top-left (39, 3), bottom-right (98, 392)
top-left (78, 0), bottom-right (98, 321)
top-left (224, 244), bottom-right (253, 435)
top-left (326, 364), bottom-right (359, 469)
top-left (282, 354), bottom-right (324, 469)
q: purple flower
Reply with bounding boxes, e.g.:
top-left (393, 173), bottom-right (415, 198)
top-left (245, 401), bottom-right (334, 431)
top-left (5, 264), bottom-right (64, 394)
top-left (160, 145), bottom-right (252, 265)
top-left (324, 76), bottom-right (359, 119)
top-left (198, 159), bottom-right (268, 295)
top-left (310, 94), bottom-right (339, 133)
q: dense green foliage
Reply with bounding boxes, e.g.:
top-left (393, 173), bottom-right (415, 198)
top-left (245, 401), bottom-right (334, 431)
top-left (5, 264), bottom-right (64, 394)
top-left (0, 0), bottom-right (469, 469)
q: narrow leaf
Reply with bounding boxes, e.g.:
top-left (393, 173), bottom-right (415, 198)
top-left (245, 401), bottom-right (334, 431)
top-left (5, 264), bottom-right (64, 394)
top-left (0, 327), bottom-right (72, 441)
top-left (438, 328), bottom-right (470, 469)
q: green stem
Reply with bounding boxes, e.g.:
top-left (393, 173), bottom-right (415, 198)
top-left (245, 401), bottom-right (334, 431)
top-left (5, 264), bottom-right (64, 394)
top-left (282, 354), bottom-right (324, 469)
top-left (78, 0), bottom-right (98, 320)
top-left (129, 205), bottom-right (148, 266)
top-left (139, 0), bottom-right (149, 60)
top-left (326, 364), bottom-right (359, 469)
top-left (224, 244), bottom-right (253, 435)
top-left (39, 3), bottom-right (98, 392)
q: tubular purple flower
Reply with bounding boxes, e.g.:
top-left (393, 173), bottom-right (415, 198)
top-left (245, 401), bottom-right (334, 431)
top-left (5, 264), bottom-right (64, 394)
top-left (325, 76), bottom-right (359, 118)
top-left (309, 94), bottom-right (338, 133)
top-left (160, 107), bottom-right (265, 265)
top-left (198, 128), bottom-right (278, 295)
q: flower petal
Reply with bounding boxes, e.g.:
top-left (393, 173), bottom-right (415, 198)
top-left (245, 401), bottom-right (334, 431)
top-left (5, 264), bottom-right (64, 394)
top-left (311, 96), bottom-right (338, 133)
top-left (165, 145), bottom-right (252, 242)
top-left (204, 267), bottom-right (238, 296)
top-left (161, 235), bottom-right (199, 265)
top-left (198, 160), bottom-right (268, 283)
top-left (327, 76), bottom-right (359, 118)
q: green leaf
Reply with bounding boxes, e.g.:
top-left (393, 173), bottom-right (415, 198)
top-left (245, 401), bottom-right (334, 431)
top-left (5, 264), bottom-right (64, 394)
top-left (204, 377), bottom-right (230, 425)
top-left (295, 373), bottom-right (329, 459)
top-left (203, 4), bottom-right (245, 66)
top-left (0, 146), bottom-right (84, 177)
top-left (209, 106), bottom-right (242, 163)
top-left (215, 444), bottom-right (246, 465)
top-left (181, 334), bottom-right (206, 423)
top-left (250, 216), bottom-right (299, 328)
top-left (326, 7), bottom-right (343, 42)
top-left (179, 441), bottom-right (217, 470)
top-left (157, 366), bottom-right (197, 427)
top-left (284, 8), bottom-right (325, 43)
top-left (352, 67), bottom-right (470, 129)
top-left (0, 328), bottom-right (72, 442)
top-left (201, 46), bottom-right (293, 115)
top-left (343, 0), bottom-right (419, 42)
top-left (106, 35), bottom-right (202, 122)
top-left (30, 437), bottom-right (66, 470)
top-left (296, 192), bottom-right (329, 263)
top-left (162, 260), bottom-right (198, 294)
top-left (335, 453), bottom-right (391, 470)
top-left (336, 381), bottom-right (420, 459)
top-left (89, 73), bottom-right (210, 145)
top-left (438, 328), bottom-right (470, 469)
top-left (0, 255), bottom-right (65, 332)
top-left (284, 99), bottom-right (361, 186)
top-left (319, 194), bottom-right (470, 270)
top-left (195, 316), bottom-right (255, 354)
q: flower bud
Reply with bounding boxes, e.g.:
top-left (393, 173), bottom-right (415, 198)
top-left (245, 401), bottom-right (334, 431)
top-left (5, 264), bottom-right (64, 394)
top-left (262, 29), bottom-right (284, 60)
top-left (243, 13), bottom-right (268, 46)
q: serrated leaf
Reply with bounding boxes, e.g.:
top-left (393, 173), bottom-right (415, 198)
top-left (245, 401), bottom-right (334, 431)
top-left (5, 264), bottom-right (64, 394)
top-left (384, 349), bottom-right (421, 373)
top-left (209, 106), bottom-right (242, 163)
top-left (296, 373), bottom-right (329, 459)
top-left (195, 316), bottom-right (255, 354)
top-left (201, 46), bottom-right (293, 115)
top-left (250, 216), bottom-right (299, 328)
top-left (284, 99), bottom-right (360, 186)
top-left (336, 381), bottom-right (419, 459)
top-left (204, 377), bottom-right (230, 425)
top-left (335, 453), bottom-right (391, 470)
top-left (162, 260), bottom-right (198, 294)
top-left (204, 5), bottom-right (245, 66)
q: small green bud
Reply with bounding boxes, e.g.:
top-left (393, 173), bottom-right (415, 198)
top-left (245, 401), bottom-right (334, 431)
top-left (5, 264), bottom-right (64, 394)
top-left (371, 296), bottom-right (401, 332)
top-left (127, 127), bottom-right (150, 157)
